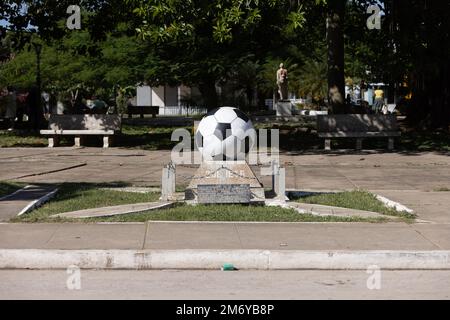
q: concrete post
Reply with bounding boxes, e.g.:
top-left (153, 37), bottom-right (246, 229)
top-left (324, 139), bottom-right (331, 151)
top-left (272, 161), bottom-right (286, 201)
top-left (48, 136), bottom-right (59, 148)
top-left (161, 162), bottom-right (176, 201)
top-left (276, 168), bottom-right (286, 201)
top-left (388, 138), bottom-right (394, 150)
top-left (74, 136), bottom-right (83, 148)
top-left (103, 136), bottom-right (110, 148)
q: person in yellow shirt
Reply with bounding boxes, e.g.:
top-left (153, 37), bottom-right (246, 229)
top-left (373, 86), bottom-right (384, 114)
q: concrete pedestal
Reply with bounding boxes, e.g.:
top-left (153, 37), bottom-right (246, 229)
top-left (276, 101), bottom-right (293, 117)
top-left (186, 161), bottom-right (265, 204)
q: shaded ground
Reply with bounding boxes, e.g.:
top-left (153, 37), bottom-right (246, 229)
top-left (0, 181), bottom-right (25, 198)
top-left (0, 125), bottom-right (189, 150)
top-left (1, 119), bottom-right (449, 152)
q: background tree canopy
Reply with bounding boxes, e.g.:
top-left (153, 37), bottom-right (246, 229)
top-left (1, 0), bottom-right (449, 126)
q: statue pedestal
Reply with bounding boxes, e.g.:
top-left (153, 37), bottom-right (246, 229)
top-left (185, 161), bottom-right (265, 204)
top-left (276, 101), bottom-right (293, 117)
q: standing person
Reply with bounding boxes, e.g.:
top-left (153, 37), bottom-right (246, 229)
top-left (115, 86), bottom-right (127, 116)
top-left (276, 63), bottom-right (289, 101)
top-left (5, 86), bottom-right (17, 130)
top-left (373, 86), bottom-right (384, 114)
top-left (41, 90), bottom-right (50, 116)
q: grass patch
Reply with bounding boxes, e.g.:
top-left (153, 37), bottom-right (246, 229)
top-left (0, 130), bottom-right (47, 148)
top-left (15, 183), bottom-right (160, 223)
top-left (118, 124), bottom-right (192, 150)
top-left (433, 187), bottom-right (450, 192)
top-left (22, 202), bottom-right (387, 223)
top-left (400, 130), bottom-right (450, 152)
top-left (14, 184), bottom-right (387, 223)
top-left (83, 203), bottom-right (386, 223)
top-left (295, 190), bottom-right (415, 221)
top-left (0, 181), bottom-right (25, 198)
top-left (2, 122), bottom-right (449, 153)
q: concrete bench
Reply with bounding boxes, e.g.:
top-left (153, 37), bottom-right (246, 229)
top-left (40, 114), bottom-right (121, 148)
top-left (127, 106), bottom-right (159, 119)
top-left (317, 114), bottom-right (401, 150)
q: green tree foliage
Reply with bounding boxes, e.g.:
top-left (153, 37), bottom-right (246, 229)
top-left (298, 58), bottom-right (327, 102)
top-left (127, 0), bottom-right (327, 109)
top-left (0, 27), bottom-right (154, 93)
top-left (1, 0), bottom-right (448, 125)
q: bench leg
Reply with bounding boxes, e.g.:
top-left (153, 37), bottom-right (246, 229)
top-left (388, 138), bottom-right (394, 150)
top-left (48, 136), bottom-right (59, 148)
top-left (324, 139), bottom-right (331, 151)
top-left (74, 136), bottom-right (84, 148)
top-left (356, 138), bottom-right (363, 150)
top-left (103, 136), bottom-right (111, 148)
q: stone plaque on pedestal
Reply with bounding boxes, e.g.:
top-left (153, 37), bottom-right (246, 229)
top-left (276, 101), bottom-right (293, 117)
top-left (198, 184), bottom-right (251, 204)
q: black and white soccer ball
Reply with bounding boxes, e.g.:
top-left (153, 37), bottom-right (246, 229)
top-left (195, 107), bottom-right (255, 161)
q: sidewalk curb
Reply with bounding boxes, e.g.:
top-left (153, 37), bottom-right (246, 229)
top-left (375, 194), bottom-right (414, 214)
top-left (18, 188), bottom-right (59, 216)
top-left (1, 249), bottom-right (450, 270)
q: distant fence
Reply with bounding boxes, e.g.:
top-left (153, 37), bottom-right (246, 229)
top-left (159, 106), bottom-right (208, 116)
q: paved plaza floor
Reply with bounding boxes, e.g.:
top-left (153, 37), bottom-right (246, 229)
top-left (1, 147), bottom-right (449, 223)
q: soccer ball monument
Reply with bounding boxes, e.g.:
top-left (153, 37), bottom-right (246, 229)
top-left (195, 107), bottom-right (255, 161)
top-left (186, 107), bottom-right (265, 204)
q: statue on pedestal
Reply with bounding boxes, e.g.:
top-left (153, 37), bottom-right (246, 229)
top-left (276, 63), bottom-right (289, 101)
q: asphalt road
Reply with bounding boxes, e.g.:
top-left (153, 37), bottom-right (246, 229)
top-left (0, 270), bottom-right (449, 300)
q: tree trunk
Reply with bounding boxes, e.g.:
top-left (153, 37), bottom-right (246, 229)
top-left (326, 0), bottom-right (346, 114)
top-left (198, 80), bottom-right (218, 111)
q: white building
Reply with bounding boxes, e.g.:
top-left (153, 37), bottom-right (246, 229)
top-left (135, 85), bottom-right (207, 115)
top-left (136, 85), bottom-right (205, 116)
top-left (137, 85), bottom-right (201, 107)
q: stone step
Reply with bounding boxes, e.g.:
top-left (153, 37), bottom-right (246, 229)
top-left (52, 201), bottom-right (174, 219)
top-left (285, 202), bottom-right (400, 220)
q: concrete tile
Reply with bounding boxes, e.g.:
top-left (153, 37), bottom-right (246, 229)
top-left (144, 222), bottom-right (242, 249)
top-left (235, 223), bottom-right (438, 250)
top-left (412, 224), bottom-right (450, 250)
top-left (44, 224), bottom-right (146, 249)
top-left (373, 190), bottom-right (450, 223)
top-left (0, 224), bottom-right (60, 249)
